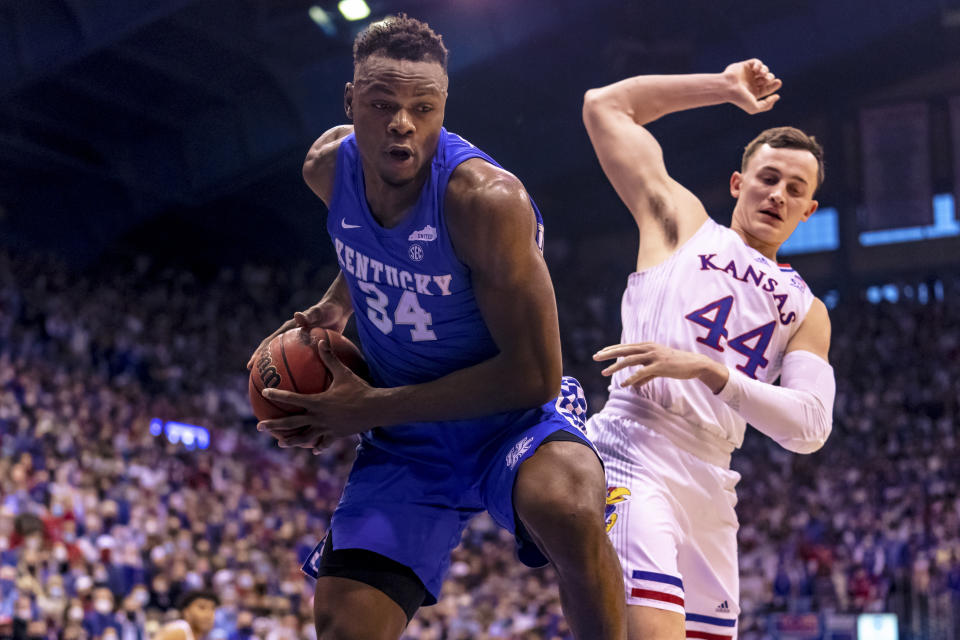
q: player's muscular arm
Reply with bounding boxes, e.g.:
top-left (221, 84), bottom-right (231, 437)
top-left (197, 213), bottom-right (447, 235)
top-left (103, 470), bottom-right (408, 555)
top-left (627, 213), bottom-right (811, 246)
top-left (443, 160), bottom-right (563, 402)
top-left (582, 60), bottom-right (780, 265)
top-left (582, 76), bottom-right (713, 252)
top-left (371, 160), bottom-right (562, 419)
top-left (296, 271), bottom-right (354, 333)
top-left (302, 124), bottom-right (354, 204)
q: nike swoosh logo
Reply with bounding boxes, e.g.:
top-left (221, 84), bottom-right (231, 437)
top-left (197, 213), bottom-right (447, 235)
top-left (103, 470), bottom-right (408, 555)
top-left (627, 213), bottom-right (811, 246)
top-left (341, 218), bottom-right (361, 229)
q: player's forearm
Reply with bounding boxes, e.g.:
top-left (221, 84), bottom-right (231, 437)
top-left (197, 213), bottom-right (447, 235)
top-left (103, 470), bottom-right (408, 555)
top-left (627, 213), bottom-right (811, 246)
top-left (365, 351), bottom-right (561, 427)
top-left (271, 273), bottom-right (352, 336)
top-left (321, 271), bottom-right (354, 314)
top-left (710, 351), bottom-right (835, 454)
top-left (584, 73), bottom-right (735, 126)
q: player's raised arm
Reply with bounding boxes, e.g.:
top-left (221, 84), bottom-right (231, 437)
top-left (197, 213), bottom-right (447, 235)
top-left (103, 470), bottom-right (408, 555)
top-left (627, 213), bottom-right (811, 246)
top-left (582, 60), bottom-right (782, 261)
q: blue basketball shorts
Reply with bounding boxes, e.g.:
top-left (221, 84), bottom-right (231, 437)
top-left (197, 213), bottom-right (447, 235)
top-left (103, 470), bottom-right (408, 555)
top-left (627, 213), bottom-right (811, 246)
top-left (301, 376), bottom-right (598, 603)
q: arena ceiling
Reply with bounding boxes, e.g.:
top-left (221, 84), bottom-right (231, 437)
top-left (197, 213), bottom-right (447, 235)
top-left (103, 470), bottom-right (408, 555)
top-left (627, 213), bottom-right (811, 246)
top-left (0, 0), bottom-right (957, 265)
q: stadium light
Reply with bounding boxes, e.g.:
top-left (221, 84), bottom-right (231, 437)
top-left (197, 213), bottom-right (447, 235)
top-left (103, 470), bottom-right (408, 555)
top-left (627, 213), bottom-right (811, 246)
top-left (309, 5), bottom-right (337, 36)
top-left (338, 0), bottom-right (370, 21)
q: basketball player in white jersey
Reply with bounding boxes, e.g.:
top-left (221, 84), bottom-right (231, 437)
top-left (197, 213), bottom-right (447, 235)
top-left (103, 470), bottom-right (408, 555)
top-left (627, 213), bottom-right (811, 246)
top-left (582, 59), bottom-right (835, 640)
top-left (152, 591), bottom-right (218, 640)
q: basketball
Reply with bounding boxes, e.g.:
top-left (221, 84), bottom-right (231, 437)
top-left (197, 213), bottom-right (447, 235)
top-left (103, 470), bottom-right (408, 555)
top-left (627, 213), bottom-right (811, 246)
top-left (248, 328), bottom-right (367, 421)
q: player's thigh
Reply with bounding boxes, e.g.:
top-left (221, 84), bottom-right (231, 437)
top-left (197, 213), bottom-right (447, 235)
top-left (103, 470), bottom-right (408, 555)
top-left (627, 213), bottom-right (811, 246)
top-left (512, 376), bottom-right (604, 519)
top-left (514, 436), bottom-right (606, 526)
top-left (628, 605), bottom-right (685, 640)
top-left (481, 376), bottom-right (601, 566)
top-left (314, 576), bottom-right (407, 640)
top-left (675, 465), bottom-right (740, 638)
top-left (604, 460), bottom-right (685, 607)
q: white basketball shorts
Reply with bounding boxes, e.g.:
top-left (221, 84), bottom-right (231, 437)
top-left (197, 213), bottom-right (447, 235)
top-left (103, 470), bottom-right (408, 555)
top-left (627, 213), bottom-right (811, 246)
top-left (588, 411), bottom-right (742, 640)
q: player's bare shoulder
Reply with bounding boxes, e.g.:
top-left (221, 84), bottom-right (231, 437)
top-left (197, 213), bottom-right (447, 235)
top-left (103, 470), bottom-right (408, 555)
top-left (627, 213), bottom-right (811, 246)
top-left (302, 124), bottom-right (354, 204)
top-left (446, 157), bottom-right (528, 209)
top-left (444, 159), bottom-right (537, 266)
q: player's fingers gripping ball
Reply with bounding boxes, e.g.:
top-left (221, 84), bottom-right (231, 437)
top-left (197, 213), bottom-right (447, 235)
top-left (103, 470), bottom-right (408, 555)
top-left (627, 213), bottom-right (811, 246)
top-left (248, 328), bottom-right (367, 421)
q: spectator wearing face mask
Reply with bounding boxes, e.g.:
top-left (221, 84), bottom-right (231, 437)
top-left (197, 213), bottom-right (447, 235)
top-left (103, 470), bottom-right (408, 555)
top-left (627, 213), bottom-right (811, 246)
top-left (36, 574), bottom-right (67, 621)
top-left (83, 586), bottom-right (119, 638)
top-left (62, 598), bottom-right (86, 630)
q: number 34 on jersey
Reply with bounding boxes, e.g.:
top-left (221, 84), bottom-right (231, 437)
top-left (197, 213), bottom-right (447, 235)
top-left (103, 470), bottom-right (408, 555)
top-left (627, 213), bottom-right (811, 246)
top-left (335, 238), bottom-right (455, 343)
top-left (358, 283), bottom-right (437, 342)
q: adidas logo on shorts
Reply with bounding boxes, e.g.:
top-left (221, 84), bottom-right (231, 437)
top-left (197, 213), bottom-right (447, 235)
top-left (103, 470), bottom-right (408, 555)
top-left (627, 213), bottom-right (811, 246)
top-left (716, 600), bottom-right (730, 613)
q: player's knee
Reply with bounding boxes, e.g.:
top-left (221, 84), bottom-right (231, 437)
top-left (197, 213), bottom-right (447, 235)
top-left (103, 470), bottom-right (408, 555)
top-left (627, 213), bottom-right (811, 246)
top-left (516, 442), bottom-right (606, 537)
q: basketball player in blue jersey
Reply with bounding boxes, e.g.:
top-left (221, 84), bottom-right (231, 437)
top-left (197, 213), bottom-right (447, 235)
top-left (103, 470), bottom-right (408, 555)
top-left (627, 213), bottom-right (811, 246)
top-left (247, 14), bottom-right (626, 640)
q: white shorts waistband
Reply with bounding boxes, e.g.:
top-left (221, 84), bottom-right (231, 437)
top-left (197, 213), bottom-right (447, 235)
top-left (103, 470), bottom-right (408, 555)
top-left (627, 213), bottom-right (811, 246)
top-left (598, 395), bottom-right (734, 468)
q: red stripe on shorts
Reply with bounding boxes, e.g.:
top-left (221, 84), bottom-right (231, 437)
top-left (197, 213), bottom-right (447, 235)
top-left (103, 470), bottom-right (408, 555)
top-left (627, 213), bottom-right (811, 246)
top-left (686, 631), bottom-right (732, 640)
top-left (630, 588), bottom-right (684, 607)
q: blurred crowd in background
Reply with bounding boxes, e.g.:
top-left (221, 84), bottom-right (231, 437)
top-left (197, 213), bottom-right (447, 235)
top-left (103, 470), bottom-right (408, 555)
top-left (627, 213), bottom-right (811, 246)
top-left (2, 248), bottom-right (959, 639)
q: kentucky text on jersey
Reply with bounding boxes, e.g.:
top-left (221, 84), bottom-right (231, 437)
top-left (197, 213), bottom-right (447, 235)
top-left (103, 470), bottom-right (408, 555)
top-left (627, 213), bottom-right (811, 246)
top-left (334, 237), bottom-right (453, 296)
top-left (697, 253), bottom-right (797, 325)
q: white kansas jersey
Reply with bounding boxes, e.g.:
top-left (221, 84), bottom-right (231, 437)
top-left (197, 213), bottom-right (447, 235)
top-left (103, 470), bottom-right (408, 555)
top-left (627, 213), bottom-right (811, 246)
top-left (599, 218), bottom-right (815, 466)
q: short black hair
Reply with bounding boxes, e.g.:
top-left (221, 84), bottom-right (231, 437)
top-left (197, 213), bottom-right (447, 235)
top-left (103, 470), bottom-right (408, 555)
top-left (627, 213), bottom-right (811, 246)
top-left (177, 589), bottom-right (219, 611)
top-left (353, 13), bottom-right (448, 71)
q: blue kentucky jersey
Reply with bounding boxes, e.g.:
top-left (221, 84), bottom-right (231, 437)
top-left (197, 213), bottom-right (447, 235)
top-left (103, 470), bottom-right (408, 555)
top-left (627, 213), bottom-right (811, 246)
top-left (327, 128), bottom-right (548, 460)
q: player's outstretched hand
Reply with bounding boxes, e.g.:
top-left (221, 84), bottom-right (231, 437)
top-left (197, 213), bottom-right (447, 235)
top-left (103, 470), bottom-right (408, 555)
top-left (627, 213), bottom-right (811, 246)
top-left (255, 336), bottom-right (378, 453)
top-left (723, 59), bottom-right (782, 115)
top-left (246, 300), bottom-right (350, 370)
top-left (594, 342), bottom-right (716, 389)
